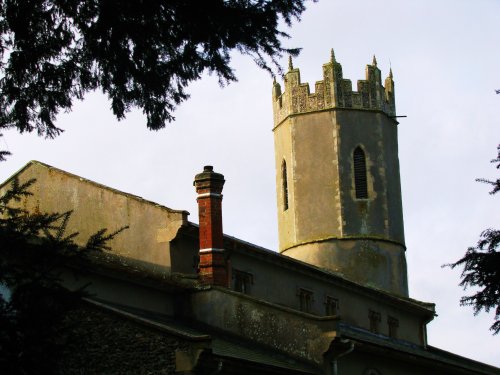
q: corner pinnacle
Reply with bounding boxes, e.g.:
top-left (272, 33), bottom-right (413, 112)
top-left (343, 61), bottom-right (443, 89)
top-left (288, 55), bottom-right (293, 70)
top-left (331, 48), bottom-right (336, 63)
top-left (372, 55), bottom-right (377, 67)
top-left (389, 67), bottom-right (393, 79)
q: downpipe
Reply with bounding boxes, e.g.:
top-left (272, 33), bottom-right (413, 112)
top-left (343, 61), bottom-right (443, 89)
top-left (331, 339), bottom-right (355, 375)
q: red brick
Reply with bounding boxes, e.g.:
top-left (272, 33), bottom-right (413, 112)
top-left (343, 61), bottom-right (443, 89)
top-left (193, 166), bottom-right (230, 287)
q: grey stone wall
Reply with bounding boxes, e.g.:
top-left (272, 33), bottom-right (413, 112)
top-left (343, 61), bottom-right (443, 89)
top-left (58, 303), bottom-right (189, 375)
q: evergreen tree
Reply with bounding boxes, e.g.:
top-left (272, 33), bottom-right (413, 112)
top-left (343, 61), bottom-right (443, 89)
top-left (447, 145), bottom-right (500, 334)
top-left (0, 0), bottom-right (313, 138)
top-left (0, 177), bottom-right (126, 373)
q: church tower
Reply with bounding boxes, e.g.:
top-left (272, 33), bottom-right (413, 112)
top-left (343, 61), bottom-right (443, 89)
top-left (272, 50), bottom-right (408, 296)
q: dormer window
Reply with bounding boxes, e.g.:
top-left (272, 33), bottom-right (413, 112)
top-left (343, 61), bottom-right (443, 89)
top-left (353, 147), bottom-right (368, 199)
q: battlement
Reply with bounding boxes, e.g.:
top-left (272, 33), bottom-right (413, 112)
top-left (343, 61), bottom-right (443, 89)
top-left (272, 50), bottom-right (396, 126)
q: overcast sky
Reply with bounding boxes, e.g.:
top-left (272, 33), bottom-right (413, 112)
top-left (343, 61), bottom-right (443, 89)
top-left (1, 0), bottom-right (499, 367)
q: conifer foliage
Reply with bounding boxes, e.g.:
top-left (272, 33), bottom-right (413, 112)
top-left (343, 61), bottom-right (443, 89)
top-left (0, 177), bottom-right (126, 373)
top-left (448, 145), bottom-right (500, 334)
top-left (0, 0), bottom-right (312, 138)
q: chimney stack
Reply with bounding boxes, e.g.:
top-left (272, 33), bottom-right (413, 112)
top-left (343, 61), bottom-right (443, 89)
top-left (194, 166), bottom-right (228, 286)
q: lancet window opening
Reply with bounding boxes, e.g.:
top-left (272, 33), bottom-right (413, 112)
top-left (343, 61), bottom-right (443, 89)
top-left (282, 159), bottom-right (289, 211)
top-left (353, 147), bottom-right (368, 199)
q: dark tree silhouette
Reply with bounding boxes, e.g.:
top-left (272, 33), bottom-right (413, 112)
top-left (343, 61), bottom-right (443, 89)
top-left (0, 3), bottom-right (314, 370)
top-left (0, 177), bottom-right (126, 373)
top-left (0, 0), bottom-right (313, 139)
top-left (447, 145), bottom-right (500, 334)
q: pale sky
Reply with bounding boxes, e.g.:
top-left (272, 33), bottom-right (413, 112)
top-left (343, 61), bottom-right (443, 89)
top-left (1, 0), bottom-right (499, 367)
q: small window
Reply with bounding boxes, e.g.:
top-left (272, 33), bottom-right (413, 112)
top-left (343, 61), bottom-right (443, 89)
top-left (369, 310), bottom-right (381, 333)
top-left (353, 147), bottom-right (368, 199)
top-left (233, 270), bottom-right (253, 294)
top-left (388, 316), bottom-right (399, 339)
top-left (297, 288), bottom-right (314, 313)
top-left (282, 160), bottom-right (289, 211)
top-left (324, 296), bottom-right (339, 316)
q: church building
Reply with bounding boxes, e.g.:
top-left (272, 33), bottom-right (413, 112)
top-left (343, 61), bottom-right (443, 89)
top-left (1, 51), bottom-right (498, 374)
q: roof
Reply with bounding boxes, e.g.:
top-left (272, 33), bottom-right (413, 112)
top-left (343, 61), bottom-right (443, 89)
top-left (179, 222), bottom-right (436, 317)
top-left (338, 322), bottom-right (500, 375)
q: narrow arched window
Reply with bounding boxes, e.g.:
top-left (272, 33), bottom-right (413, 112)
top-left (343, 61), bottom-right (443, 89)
top-left (353, 147), bottom-right (368, 199)
top-left (282, 160), bottom-right (289, 211)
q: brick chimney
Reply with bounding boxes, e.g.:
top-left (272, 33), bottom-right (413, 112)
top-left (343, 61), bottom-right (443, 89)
top-left (194, 166), bottom-right (228, 286)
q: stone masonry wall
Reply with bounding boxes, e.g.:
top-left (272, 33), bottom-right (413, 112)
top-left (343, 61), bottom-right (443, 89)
top-left (58, 302), bottom-right (190, 375)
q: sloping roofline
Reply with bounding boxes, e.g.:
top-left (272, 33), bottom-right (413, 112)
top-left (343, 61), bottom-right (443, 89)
top-left (0, 160), bottom-right (189, 216)
top-left (179, 222), bottom-right (436, 318)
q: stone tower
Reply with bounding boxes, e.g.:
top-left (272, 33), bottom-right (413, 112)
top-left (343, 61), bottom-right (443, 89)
top-left (272, 50), bottom-right (408, 296)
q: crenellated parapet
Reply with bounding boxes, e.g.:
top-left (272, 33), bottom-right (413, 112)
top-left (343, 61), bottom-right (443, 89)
top-left (272, 50), bottom-right (396, 127)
